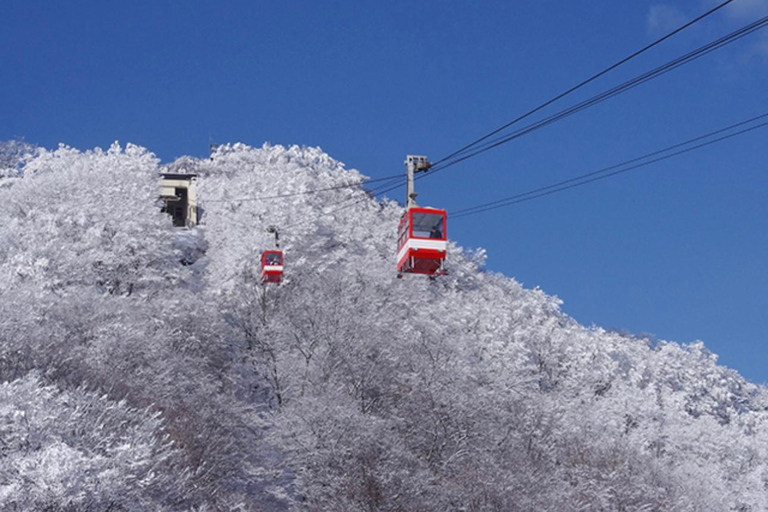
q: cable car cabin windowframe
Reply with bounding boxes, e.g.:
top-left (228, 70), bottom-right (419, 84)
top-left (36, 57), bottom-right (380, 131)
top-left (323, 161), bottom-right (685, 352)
top-left (261, 250), bottom-right (284, 284)
top-left (397, 207), bottom-right (447, 276)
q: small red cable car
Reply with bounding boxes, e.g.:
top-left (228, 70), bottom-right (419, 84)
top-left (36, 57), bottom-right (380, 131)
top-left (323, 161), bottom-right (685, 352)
top-left (261, 250), bottom-right (284, 284)
top-left (397, 207), bottom-right (447, 277)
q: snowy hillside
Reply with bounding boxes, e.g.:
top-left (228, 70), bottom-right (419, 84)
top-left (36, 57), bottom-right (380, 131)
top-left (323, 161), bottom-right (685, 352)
top-left (1, 140), bottom-right (766, 511)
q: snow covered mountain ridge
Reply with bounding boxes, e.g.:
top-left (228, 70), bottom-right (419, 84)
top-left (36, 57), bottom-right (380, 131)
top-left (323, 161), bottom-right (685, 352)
top-left (0, 140), bottom-right (766, 511)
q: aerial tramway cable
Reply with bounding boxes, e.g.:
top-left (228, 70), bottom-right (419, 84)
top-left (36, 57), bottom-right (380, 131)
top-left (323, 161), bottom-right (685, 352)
top-left (449, 113), bottom-right (768, 219)
top-left (280, 176), bottom-right (407, 231)
top-left (207, 3), bottom-right (767, 246)
top-left (431, 0), bottom-right (737, 169)
top-left (351, 12), bottom-right (768, 214)
top-left (426, 14), bottom-right (768, 177)
top-left (203, 172), bottom-right (404, 204)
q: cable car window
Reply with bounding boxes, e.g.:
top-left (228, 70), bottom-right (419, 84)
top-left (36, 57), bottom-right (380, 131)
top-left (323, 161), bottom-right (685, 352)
top-left (266, 253), bottom-right (282, 265)
top-left (398, 215), bottom-right (409, 248)
top-left (411, 212), bottom-right (444, 239)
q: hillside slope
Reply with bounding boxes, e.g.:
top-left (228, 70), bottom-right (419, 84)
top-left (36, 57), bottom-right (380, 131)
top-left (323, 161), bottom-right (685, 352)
top-left (1, 140), bottom-right (766, 511)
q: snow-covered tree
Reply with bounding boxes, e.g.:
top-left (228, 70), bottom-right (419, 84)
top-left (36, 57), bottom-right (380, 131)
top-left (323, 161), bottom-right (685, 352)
top-left (0, 139), bottom-right (38, 181)
top-left (1, 140), bottom-right (766, 510)
top-left (0, 373), bottom-right (189, 511)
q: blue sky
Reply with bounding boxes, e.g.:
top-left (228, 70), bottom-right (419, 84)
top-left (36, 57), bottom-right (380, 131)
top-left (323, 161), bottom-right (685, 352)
top-left (2, 1), bottom-right (767, 383)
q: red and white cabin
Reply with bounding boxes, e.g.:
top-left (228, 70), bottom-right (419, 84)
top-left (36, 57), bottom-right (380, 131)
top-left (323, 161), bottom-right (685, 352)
top-left (261, 250), bottom-right (284, 284)
top-left (397, 207), bottom-right (447, 276)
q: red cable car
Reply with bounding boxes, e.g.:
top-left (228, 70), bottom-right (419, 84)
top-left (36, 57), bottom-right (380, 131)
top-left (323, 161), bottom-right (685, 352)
top-left (397, 206), bottom-right (447, 277)
top-left (261, 250), bottom-right (284, 284)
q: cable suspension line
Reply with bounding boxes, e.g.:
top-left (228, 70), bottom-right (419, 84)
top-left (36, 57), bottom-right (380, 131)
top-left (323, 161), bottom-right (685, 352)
top-left (277, 13), bottom-right (768, 235)
top-left (450, 113), bottom-right (768, 219)
top-left (428, 15), bottom-right (768, 177)
top-left (212, 11), bottom-right (767, 237)
top-left (431, 0), bottom-right (736, 168)
top-left (202, 172), bottom-right (404, 203)
top-left (280, 176), bottom-right (407, 231)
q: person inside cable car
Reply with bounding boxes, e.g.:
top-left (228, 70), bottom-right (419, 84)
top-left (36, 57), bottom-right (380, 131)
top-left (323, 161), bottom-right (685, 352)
top-left (266, 252), bottom-right (282, 266)
top-left (411, 211), bottom-right (445, 239)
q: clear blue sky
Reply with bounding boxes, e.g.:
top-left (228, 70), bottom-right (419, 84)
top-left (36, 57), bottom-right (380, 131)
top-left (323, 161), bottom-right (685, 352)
top-left (2, 1), bottom-right (767, 383)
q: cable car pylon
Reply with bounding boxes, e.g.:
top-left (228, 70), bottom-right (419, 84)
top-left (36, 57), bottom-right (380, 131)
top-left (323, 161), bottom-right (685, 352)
top-left (261, 226), bottom-right (284, 284)
top-left (396, 155), bottom-right (447, 278)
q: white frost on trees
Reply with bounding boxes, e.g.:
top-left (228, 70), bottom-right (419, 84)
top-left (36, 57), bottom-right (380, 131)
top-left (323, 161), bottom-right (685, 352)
top-left (0, 374), bottom-right (188, 511)
top-left (0, 140), bottom-right (766, 511)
